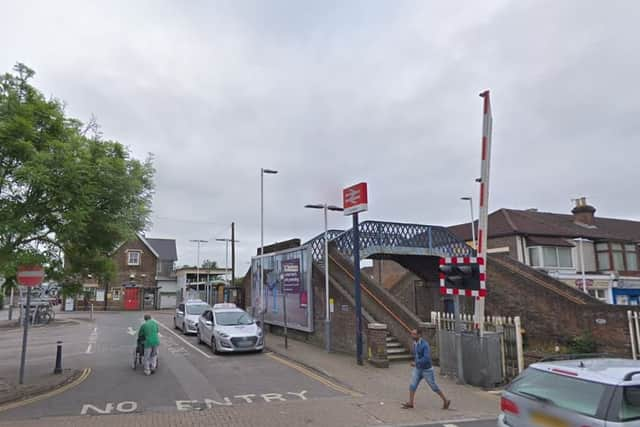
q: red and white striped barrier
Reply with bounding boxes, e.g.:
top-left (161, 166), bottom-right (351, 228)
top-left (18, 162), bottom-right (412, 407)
top-left (439, 256), bottom-right (486, 298)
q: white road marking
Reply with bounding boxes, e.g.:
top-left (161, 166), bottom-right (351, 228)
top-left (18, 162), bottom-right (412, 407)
top-left (287, 390), bottom-right (308, 400)
top-left (157, 320), bottom-right (212, 359)
top-left (234, 394), bottom-right (255, 403)
top-left (204, 398), bottom-right (232, 407)
top-left (81, 401), bottom-right (138, 415)
top-left (443, 424), bottom-right (458, 427)
top-left (86, 327), bottom-right (98, 354)
top-left (127, 327), bottom-right (137, 336)
top-left (261, 393), bottom-right (286, 402)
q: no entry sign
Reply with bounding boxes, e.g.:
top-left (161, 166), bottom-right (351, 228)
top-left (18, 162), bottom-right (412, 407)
top-left (17, 265), bottom-right (45, 287)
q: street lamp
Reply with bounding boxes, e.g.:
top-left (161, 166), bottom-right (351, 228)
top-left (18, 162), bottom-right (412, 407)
top-left (305, 203), bottom-right (344, 352)
top-left (216, 238), bottom-right (239, 283)
top-left (260, 168), bottom-right (278, 323)
top-left (460, 197), bottom-right (477, 251)
top-left (189, 239), bottom-right (208, 286)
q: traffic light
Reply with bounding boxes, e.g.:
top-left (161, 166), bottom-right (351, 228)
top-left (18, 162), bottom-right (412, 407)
top-left (439, 257), bottom-right (487, 297)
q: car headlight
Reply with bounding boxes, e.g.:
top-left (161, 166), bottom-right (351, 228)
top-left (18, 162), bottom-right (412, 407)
top-left (187, 319), bottom-right (195, 325)
top-left (217, 330), bottom-right (230, 338)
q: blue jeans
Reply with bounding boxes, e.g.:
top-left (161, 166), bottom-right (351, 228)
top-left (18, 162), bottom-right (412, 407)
top-left (409, 367), bottom-right (440, 393)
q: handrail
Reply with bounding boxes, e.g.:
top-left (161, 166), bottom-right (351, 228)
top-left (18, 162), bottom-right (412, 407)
top-left (328, 253), bottom-right (413, 333)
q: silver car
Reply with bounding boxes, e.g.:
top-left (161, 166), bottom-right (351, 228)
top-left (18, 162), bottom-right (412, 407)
top-left (174, 300), bottom-right (210, 335)
top-left (499, 357), bottom-right (640, 426)
top-left (197, 304), bottom-right (264, 354)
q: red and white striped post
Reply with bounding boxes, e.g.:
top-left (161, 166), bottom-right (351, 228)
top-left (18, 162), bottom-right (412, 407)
top-left (475, 90), bottom-right (493, 336)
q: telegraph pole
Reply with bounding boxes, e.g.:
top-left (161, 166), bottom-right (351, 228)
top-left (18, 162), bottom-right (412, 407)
top-left (231, 222), bottom-right (236, 285)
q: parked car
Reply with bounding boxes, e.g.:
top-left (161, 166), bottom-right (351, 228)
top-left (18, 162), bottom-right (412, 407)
top-left (174, 300), bottom-right (210, 334)
top-left (197, 303), bottom-right (264, 354)
top-left (499, 356), bottom-right (640, 426)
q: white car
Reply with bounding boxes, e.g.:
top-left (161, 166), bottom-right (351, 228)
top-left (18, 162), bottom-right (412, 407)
top-left (197, 303), bottom-right (264, 353)
top-left (174, 300), bottom-right (210, 335)
top-left (499, 356), bottom-right (640, 426)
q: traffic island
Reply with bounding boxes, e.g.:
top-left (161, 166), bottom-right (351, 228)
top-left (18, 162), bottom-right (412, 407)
top-left (0, 368), bottom-right (86, 410)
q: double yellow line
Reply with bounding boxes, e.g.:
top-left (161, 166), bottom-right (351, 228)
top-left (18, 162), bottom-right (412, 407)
top-left (267, 353), bottom-right (361, 397)
top-left (0, 368), bottom-right (92, 413)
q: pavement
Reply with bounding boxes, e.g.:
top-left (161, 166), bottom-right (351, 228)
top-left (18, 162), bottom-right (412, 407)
top-left (0, 308), bottom-right (499, 426)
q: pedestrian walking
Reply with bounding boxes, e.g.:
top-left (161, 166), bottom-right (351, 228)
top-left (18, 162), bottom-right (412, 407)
top-left (138, 313), bottom-right (160, 376)
top-left (402, 329), bottom-right (450, 410)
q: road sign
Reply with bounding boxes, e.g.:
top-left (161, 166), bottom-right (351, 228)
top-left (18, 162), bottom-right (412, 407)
top-left (342, 182), bottom-right (368, 216)
top-left (17, 265), bottom-right (45, 287)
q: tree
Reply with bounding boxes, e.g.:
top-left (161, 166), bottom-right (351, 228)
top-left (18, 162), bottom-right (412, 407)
top-left (201, 259), bottom-right (218, 269)
top-left (0, 63), bottom-right (154, 290)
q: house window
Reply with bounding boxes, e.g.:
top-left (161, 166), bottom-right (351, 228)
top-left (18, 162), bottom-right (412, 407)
top-left (596, 242), bottom-right (639, 272)
top-left (626, 245), bottom-right (638, 271)
top-left (127, 251), bottom-right (141, 266)
top-left (112, 288), bottom-right (121, 301)
top-left (587, 289), bottom-right (607, 301)
top-left (528, 246), bottom-right (573, 269)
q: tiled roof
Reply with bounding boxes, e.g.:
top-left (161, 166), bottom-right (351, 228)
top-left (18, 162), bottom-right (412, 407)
top-left (448, 208), bottom-right (640, 243)
top-left (146, 238), bottom-right (178, 261)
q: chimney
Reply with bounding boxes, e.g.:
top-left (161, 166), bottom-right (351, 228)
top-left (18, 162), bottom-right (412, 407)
top-left (572, 197), bottom-right (596, 226)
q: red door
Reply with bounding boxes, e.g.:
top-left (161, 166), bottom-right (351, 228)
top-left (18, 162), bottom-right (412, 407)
top-left (124, 288), bottom-right (139, 310)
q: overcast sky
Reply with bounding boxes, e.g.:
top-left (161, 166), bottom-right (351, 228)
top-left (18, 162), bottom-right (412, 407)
top-left (3, 1), bottom-right (639, 270)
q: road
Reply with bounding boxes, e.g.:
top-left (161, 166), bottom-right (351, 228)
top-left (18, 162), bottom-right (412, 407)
top-left (0, 311), bottom-right (345, 421)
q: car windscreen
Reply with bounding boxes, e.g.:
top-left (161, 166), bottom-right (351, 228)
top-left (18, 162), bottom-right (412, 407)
top-left (509, 368), bottom-right (607, 418)
top-left (620, 386), bottom-right (640, 421)
top-left (215, 311), bottom-right (254, 326)
top-left (186, 304), bottom-right (209, 315)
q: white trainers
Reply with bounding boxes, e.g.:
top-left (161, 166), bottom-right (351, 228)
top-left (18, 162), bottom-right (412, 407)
top-left (144, 370), bottom-right (151, 376)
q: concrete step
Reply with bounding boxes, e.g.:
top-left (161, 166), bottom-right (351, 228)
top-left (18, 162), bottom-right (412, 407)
top-left (388, 353), bottom-right (413, 361)
top-left (387, 347), bottom-right (409, 355)
top-left (386, 342), bottom-right (403, 349)
top-left (386, 336), bottom-right (395, 342)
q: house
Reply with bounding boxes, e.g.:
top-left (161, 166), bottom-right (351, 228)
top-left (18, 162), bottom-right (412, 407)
top-left (448, 198), bottom-right (640, 305)
top-left (77, 233), bottom-right (178, 310)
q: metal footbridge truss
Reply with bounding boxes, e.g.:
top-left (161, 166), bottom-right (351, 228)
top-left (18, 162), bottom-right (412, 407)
top-left (305, 220), bottom-right (473, 263)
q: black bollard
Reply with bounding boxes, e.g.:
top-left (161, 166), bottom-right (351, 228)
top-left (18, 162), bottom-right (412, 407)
top-left (54, 341), bottom-right (63, 374)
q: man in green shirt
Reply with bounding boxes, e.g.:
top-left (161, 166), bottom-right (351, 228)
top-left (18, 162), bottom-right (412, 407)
top-left (138, 314), bottom-right (160, 376)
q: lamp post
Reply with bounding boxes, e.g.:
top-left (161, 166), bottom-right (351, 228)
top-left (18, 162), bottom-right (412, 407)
top-left (460, 197), bottom-right (476, 251)
top-left (216, 237), bottom-right (239, 283)
top-left (305, 203), bottom-right (344, 352)
top-left (189, 239), bottom-right (208, 287)
top-left (260, 168), bottom-right (278, 325)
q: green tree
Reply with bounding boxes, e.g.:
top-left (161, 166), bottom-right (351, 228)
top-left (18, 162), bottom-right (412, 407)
top-left (201, 259), bottom-right (218, 269)
top-left (0, 63), bottom-right (154, 292)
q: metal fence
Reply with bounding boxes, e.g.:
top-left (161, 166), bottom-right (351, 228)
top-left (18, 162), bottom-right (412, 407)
top-left (431, 311), bottom-right (524, 381)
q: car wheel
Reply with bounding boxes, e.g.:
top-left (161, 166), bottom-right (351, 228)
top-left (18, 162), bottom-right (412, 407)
top-left (197, 328), bottom-right (203, 344)
top-left (211, 337), bottom-right (218, 355)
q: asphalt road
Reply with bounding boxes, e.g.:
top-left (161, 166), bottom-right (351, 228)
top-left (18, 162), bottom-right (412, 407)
top-left (1, 311), bottom-right (344, 420)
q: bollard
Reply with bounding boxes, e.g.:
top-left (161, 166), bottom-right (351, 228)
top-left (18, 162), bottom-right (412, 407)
top-left (90, 304), bottom-right (94, 321)
top-left (54, 341), bottom-right (63, 374)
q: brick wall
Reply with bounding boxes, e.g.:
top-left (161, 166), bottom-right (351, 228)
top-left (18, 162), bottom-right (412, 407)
top-left (113, 237), bottom-right (158, 289)
top-left (487, 235), bottom-right (519, 259)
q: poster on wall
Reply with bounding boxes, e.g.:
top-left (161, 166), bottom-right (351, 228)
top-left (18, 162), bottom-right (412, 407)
top-left (251, 247), bottom-right (313, 332)
top-left (96, 290), bottom-right (105, 302)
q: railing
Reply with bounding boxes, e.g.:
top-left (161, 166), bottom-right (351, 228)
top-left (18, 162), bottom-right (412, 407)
top-left (431, 311), bottom-right (524, 380)
top-left (305, 221), bottom-right (473, 262)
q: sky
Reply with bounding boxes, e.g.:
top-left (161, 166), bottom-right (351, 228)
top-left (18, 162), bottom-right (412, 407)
top-left (3, 1), bottom-right (639, 270)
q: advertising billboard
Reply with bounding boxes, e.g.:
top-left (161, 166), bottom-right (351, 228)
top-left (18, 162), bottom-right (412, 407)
top-left (251, 246), bottom-right (313, 332)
